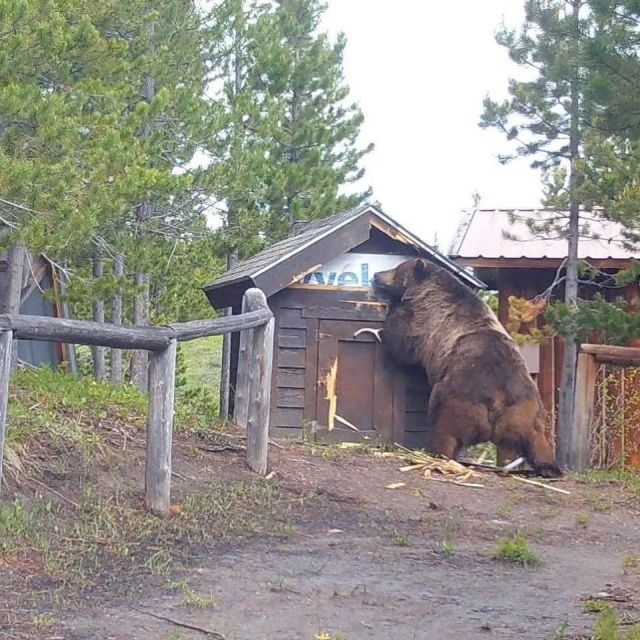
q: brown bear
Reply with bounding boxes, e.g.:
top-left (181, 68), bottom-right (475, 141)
top-left (372, 257), bottom-right (562, 478)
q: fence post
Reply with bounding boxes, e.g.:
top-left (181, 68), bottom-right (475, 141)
top-left (234, 294), bottom-right (254, 428)
top-left (572, 351), bottom-right (597, 472)
top-left (0, 329), bottom-right (14, 490)
top-left (241, 289), bottom-right (274, 475)
top-left (145, 338), bottom-right (177, 516)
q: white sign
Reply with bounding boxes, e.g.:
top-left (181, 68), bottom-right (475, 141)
top-left (294, 253), bottom-right (411, 288)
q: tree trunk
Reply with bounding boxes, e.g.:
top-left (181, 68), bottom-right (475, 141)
top-left (110, 252), bottom-right (124, 384)
top-left (130, 267), bottom-right (150, 392)
top-left (129, 20), bottom-right (155, 394)
top-left (219, 253), bottom-right (238, 419)
top-left (557, 9), bottom-right (581, 470)
top-left (4, 243), bottom-right (25, 372)
top-left (92, 251), bottom-right (106, 381)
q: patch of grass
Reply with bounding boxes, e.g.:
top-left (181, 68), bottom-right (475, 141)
top-left (575, 512), bottom-right (591, 528)
top-left (182, 588), bottom-right (218, 610)
top-left (492, 535), bottom-right (537, 566)
top-left (464, 442), bottom-right (497, 464)
top-left (538, 506), bottom-right (562, 520)
top-left (442, 540), bottom-right (455, 555)
top-left (577, 469), bottom-right (640, 498)
top-left (584, 599), bottom-right (612, 614)
top-left (179, 335), bottom-right (222, 391)
top-left (1, 480), bottom-right (320, 610)
top-left (389, 531), bottom-right (412, 547)
top-left (7, 368), bottom-right (146, 448)
top-left (592, 608), bottom-right (640, 639)
top-left (587, 491), bottom-right (614, 512)
top-left (622, 554), bottom-right (640, 574)
top-left (315, 632), bottom-right (347, 640)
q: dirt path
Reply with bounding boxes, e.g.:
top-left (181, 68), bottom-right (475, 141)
top-left (61, 448), bottom-right (640, 640)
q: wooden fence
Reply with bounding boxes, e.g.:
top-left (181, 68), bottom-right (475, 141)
top-left (573, 343), bottom-right (640, 472)
top-left (0, 287), bottom-right (275, 517)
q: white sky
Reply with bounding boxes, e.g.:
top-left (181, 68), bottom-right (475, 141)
top-left (323, 0), bottom-right (544, 251)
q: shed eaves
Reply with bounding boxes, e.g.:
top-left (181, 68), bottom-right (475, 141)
top-left (449, 208), bottom-right (640, 260)
top-left (209, 204), bottom-right (370, 288)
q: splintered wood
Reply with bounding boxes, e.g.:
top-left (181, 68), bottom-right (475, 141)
top-left (390, 445), bottom-right (569, 494)
top-left (394, 445), bottom-right (485, 488)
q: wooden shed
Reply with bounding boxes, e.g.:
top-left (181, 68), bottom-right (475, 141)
top-left (0, 247), bottom-right (77, 372)
top-left (204, 203), bottom-right (485, 447)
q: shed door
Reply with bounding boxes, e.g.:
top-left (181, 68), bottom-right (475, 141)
top-left (315, 320), bottom-right (395, 443)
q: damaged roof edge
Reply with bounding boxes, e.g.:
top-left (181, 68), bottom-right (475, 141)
top-left (371, 207), bottom-right (486, 290)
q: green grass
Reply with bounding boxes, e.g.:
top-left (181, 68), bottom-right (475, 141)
top-left (1, 362), bottom-right (314, 609)
top-left (179, 335), bottom-right (223, 391)
top-left (591, 608), bottom-right (640, 639)
top-left (492, 535), bottom-right (538, 566)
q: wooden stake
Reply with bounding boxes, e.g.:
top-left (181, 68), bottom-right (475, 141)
top-left (0, 330), bottom-right (13, 490)
top-left (572, 351), bottom-right (597, 471)
top-left (145, 338), bottom-right (177, 516)
top-left (512, 475), bottom-right (570, 495)
top-left (234, 294), bottom-right (254, 429)
top-left (244, 289), bottom-right (274, 476)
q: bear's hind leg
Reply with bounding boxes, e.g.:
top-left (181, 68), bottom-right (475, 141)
top-left (496, 444), bottom-right (521, 468)
top-left (425, 429), bottom-right (461, 461)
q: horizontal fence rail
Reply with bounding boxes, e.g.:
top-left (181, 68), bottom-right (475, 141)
top-left (0, 288), bottom-right (275, 517)
top-left (0, 307), bottom-right (273, 350)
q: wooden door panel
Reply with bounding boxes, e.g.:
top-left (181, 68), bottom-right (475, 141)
top-left (315, 319), bottom-right (394, 443)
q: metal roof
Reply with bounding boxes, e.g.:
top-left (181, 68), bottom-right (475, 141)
top-left (203, 203), bottom-right (485, 309)
top-left (449, 208), bottom-right (639, 260)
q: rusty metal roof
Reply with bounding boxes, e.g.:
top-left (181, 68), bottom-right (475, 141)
top-left (449, 209), bottom-right (639, 260)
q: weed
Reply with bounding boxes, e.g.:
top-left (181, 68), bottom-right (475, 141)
top-left (464, 442), bottom-right (497, 464)
top-left (182, 588), bottom-right (218, 609)
top-left (442, 540), bottom-right (455, 555)
top-left (575, 512), bottom-right (591, 528)
top-left (32, 613), bottom-right (54, 629)
top-left (593, 608), bottom-right (640, 639)
top-left (622, 554), bottom-right (640, 574)
top-left (538, 506), bottom-right (561, 520)
top-left (315, 632), bottom-right (347, 640)
top-left (587, 491), bottom-right (614, 512)
top-left (389, 531), bottom-right (412, 547)
top-left (492, 535), bottom-right (537, 566)
top-left (584, 599), bottom-right (612, 613)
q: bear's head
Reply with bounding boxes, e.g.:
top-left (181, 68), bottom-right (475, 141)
top-left (372, 258), bottom-right (436, 301)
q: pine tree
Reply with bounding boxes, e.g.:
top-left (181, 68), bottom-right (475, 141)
top-left (250, 0), bottom-right (373, 239)
top-left (577, 2), bottom-right (640, 234)
top-left (480, 0), bottom-right (594, 469)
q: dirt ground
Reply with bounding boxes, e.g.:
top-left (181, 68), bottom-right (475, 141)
top-left (27, 439), bottom-right (637, 640)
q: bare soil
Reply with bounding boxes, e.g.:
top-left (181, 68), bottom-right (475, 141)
top-left (5, 436), bottom-right (640, 640)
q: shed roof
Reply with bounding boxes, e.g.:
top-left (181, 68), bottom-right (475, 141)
top-left (449, 209), bottom-right (639, 262)
top-left (204, 203), bottom-right (485, 309)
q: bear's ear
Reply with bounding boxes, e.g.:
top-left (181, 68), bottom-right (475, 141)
top-left (413, 258), bottom-right (428, 280)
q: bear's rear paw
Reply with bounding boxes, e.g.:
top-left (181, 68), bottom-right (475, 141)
top-left (533, 462), bottom-right (563, 478)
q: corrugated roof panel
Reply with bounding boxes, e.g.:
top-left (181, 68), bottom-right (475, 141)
top-left (449, 209), bottom-right (639, 260)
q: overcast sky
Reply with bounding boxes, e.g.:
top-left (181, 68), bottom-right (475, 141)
top-left (322, 0), bottom-right (544, 251)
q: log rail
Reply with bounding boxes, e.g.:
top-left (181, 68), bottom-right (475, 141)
top-left (0, 288), bottom-right (275, 517)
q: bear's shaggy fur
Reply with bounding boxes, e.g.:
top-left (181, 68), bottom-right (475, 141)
top-left (372, 258), bottom-right (562, 478)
